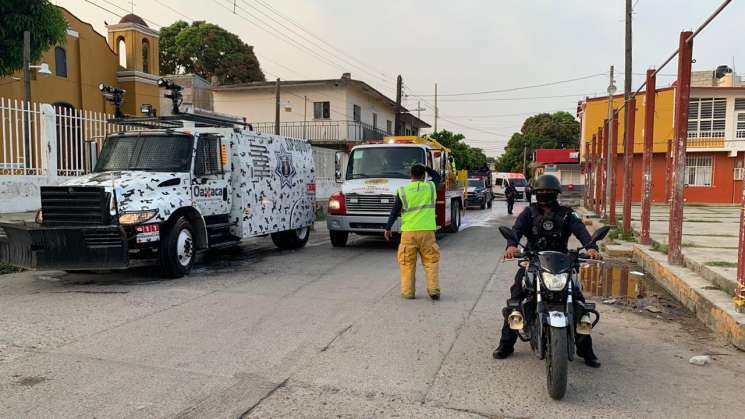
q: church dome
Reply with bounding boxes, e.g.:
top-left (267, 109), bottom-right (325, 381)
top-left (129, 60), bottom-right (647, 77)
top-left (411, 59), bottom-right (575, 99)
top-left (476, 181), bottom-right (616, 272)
top-left (119, 14), bottom-right (148, 27)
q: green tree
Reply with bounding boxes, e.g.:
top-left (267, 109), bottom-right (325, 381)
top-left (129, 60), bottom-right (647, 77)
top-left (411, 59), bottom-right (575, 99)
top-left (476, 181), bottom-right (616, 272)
top-left (159, 20), bottom-right (265, 84)
top-left (495, 111), bottom-right (580, 174)
top-left (430, 130), bottom-right (488, 170)
top-left (0, 0), bottom-right (67, 77)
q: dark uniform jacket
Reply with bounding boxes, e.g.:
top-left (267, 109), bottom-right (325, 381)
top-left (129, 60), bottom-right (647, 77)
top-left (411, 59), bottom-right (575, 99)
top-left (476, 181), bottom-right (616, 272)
top-left (507, 202), bottom-right (598, 253)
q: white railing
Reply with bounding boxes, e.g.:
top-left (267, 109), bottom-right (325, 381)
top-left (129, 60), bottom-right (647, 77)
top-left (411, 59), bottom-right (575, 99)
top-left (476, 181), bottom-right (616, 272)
top-left (1, 97), bottom-right (141, 177)
top-left (0, 98), bottom-right (44, 175)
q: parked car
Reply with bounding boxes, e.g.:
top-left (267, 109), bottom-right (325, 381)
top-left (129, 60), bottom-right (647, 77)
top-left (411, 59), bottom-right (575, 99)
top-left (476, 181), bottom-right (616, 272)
top-left (466, 178), bottom-right (492, 209)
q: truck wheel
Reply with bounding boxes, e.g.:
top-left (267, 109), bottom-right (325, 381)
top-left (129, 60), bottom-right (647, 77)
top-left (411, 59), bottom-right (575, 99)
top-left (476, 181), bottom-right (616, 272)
top-left (446, 201), bottom-right (461, 233)
top-left (159, 217), bottom-right (194, 278)
top-left (329, 230), bottom-right (349, 247)
top-left (272, 226), bottom-right (311, 250)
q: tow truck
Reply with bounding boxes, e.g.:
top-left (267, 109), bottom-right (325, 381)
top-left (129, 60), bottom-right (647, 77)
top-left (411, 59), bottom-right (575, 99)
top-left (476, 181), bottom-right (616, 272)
top-left (0, 80), bottom-right (316, 277)
top-left (326, 136), bottom-right (466, 246)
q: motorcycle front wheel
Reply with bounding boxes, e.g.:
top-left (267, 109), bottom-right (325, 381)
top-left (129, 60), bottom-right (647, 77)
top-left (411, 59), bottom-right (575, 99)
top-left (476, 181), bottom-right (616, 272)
top-left (546, 326), bottom-right (568, 400)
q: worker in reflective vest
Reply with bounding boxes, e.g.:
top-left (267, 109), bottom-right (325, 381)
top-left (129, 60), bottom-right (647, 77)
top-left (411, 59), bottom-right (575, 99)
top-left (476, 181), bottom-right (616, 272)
top-left (384, 164), bottom-right (442, 300)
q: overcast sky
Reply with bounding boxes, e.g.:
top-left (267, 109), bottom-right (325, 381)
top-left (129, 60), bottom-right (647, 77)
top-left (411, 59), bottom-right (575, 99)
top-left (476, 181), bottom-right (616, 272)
top-left (57, 0), bottom-right (745, 157)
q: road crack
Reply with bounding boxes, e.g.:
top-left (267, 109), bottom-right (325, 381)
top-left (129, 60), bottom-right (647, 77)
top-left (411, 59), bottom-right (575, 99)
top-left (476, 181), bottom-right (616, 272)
top-left (237, 377), bottom-right (289, 419)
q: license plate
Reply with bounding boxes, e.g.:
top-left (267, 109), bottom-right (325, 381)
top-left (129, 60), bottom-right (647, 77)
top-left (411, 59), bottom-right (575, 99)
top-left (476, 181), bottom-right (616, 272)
top-left (135, 224), bottom-right (160, 243)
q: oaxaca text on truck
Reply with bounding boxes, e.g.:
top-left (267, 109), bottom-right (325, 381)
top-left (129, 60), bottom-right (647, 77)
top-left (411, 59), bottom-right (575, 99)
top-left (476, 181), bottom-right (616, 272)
top-left (326, 136), bottom-right (466, 247)
top-left (0, 81), bottom-right (316, 277)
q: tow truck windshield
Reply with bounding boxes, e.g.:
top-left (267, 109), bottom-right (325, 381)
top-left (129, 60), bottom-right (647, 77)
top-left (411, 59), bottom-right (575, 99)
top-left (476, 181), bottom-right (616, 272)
top-left (95, 134), bottom-right (194, 172)
top-left (346, 147), bottom-right (425, 180)
top-left (468, 179), bottom-right (485, 188)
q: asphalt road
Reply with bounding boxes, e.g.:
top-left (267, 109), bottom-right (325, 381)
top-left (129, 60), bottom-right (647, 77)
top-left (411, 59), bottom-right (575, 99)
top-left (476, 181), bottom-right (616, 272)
top-left (1, 200), bottom-right (744, 418)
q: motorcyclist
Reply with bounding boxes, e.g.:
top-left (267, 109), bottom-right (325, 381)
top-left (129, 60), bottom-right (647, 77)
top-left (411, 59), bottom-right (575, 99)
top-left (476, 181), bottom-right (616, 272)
top-left (493, 174), bottom-right (602, 368)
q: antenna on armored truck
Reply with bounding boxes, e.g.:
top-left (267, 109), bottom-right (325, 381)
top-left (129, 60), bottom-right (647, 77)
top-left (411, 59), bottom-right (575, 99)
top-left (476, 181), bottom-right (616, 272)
top-left (98, 83), bottom-right (126, 118)
top-left (158, 78), bottom-right (183, 115)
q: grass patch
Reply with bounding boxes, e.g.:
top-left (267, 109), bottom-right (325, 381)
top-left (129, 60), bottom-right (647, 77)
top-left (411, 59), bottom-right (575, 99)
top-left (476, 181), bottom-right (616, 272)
top-left (315, 207), bottom-right (328, 221)
top-left (684, 219), bottom-right (723, 223)
top-left (705, 261), bottom-right (737, 268)
top-left (651, 242), bottom-right (668, 254)
top-left (0, 262), bottom-right (21, 275)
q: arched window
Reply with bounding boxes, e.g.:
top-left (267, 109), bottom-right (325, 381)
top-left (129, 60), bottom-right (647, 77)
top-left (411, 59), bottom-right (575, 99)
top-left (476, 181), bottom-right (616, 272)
top-left (117, 37), bottom-right (127, 68)
top-left (54, 47), bottom-right (67, 77)
top-left (142, 39), bottom-right (150, 73)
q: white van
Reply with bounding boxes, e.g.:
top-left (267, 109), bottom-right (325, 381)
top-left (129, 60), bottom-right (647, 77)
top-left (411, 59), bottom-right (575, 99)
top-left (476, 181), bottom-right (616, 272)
top-left (493, 172), bottom-right (528, 201)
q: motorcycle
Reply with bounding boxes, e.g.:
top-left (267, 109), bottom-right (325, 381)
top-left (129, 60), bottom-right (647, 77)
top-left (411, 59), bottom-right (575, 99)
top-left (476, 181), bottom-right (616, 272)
top-left (498, 225), bottom-right (610, 400)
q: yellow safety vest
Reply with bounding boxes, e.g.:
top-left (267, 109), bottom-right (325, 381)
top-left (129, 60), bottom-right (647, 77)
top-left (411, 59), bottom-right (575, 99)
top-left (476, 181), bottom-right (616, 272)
top-left (398, 181), bottom-right (437, 231)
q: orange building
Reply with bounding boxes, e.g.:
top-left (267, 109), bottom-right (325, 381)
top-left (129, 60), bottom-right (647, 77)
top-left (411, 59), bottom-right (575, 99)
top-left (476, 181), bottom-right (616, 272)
top-left (578, 68), bottom-right (745, 204)
top-left (0, 7), bottom-right (160, 116)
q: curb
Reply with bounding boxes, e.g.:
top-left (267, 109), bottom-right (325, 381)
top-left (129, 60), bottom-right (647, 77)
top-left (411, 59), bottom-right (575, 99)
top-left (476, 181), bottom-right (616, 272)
top-left (632, 245), bottom-right (745, 350)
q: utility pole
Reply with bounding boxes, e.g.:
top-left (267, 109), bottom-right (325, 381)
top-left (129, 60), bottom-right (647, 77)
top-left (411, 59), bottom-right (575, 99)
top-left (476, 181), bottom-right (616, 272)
top-left (394, 75), bottom-right (402, 135)
top-left (640, 69), bottom-right (656, 245)
top-left (605, 65), bottom-right (617, 221)
top-left (417, 100), bottom-right (421, 120)
top-left (434, 83), bottom-right (438, 133)
top-left (23, 31), bottom-right (32, 170)
top-left (303, 95), bottom-right (307, 139)
top-left (621, 0), bottom-right (634, 233)
top-left (522, 145), bottom-right (527, 175)
top-left (274, 78), bottom-right (280, 135)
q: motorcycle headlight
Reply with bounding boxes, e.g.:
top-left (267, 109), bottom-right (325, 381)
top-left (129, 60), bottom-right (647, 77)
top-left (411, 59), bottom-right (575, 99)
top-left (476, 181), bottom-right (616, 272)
top-left (118, 210), bottom-right (158, 225)
top-left (541, 272), bottom-right (569, 291)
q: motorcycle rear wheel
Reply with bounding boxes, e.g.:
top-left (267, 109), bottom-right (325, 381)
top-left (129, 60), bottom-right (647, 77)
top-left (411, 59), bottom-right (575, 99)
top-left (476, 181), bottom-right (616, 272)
top-left (546, 326), bottom-right (568, 400)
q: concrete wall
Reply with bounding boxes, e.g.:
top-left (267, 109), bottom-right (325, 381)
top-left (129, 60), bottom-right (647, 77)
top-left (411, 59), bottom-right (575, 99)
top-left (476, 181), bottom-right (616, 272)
top-left (0, 176), bottom-right (66, 213)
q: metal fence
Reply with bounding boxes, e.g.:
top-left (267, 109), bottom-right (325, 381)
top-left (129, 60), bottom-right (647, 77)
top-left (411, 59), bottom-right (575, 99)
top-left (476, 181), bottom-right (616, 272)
top-left (0, 98), bottom-right (43, 175)
top-left (252, 120), bottom-right (389, 144)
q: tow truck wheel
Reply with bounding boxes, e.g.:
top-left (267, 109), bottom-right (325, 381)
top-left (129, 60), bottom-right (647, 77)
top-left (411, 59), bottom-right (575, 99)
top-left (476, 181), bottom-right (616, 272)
top-left (446, 201), bottom-right (461, 233)
top-left (272, 226), bottom-right (311, 250)
top-left (329, 230), bottom-right (349, 247)
top-left (159, 216), bottom-right (194, 278)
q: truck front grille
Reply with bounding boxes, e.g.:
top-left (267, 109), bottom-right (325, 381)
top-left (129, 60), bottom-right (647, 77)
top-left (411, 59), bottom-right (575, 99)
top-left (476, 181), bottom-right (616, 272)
top-left (41, 186), bottom-right (110, 226)
top-left (345, 194), bottom-right (395, 214)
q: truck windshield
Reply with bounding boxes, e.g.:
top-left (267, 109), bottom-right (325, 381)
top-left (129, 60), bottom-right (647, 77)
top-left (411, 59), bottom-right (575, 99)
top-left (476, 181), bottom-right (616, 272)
top-left (510, 178), bottom-right (527, 187)
top-left (468, 180), bottom-right (484, 188)
top-left (346, 147), bottom-right (425, 179)
top-left (94, 135), bottom-right (194, 172)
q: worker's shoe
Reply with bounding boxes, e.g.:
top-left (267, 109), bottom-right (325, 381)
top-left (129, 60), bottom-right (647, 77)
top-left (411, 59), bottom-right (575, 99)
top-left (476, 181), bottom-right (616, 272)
top-left (492, 344), bottom-right (514, 359)
top-left (401, 293), bottom-right (416, 300)
top-left (429, 293), bottom-right (440, 301)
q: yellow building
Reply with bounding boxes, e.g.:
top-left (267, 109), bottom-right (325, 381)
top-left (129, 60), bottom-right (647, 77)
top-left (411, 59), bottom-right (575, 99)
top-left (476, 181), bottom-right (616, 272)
top-left (0, 8), bottom-right (160, 116)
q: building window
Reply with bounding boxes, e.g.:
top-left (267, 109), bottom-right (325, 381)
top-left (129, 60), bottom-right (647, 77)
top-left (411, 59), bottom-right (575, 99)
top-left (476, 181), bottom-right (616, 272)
top-left (685, 155), bottom-right (713, 186)
top-left (735, 157), bottom-right (744, 181)
top-left (736, 99), bottom-right (745, 139)
top-left (386, 120), bottom-right (392, 134)
top-left (142, 39), bottom-right (150, 73)
top-left (313, 101), bottom-right (330, 119)
top-left (688, 98), bottom-right (726, 139)
top-left (372, 113), bottom-right (377, 129)
top-left (353, 104), bottom-right (361, 122)
top-left (117, 37), bottom-right (127, 68)
top-left (54, 47), bottom-right (67, 77)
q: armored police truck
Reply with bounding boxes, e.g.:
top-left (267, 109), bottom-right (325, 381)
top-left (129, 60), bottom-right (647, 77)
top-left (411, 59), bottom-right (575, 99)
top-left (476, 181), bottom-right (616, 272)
top-left (0, 82), bottom-right (316, 277)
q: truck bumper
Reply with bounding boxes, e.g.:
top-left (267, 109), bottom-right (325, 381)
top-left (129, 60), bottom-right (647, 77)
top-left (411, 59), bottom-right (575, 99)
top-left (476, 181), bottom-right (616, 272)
top-left (327, 214), bottom-right (401, 233)
top-left (0, 223), bottom-right (129, 270)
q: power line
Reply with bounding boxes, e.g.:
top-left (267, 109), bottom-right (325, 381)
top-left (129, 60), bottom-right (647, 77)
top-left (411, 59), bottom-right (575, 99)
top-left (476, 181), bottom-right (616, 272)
top-left (239, 0), bottom-right (390, 86)
top-left (409, 73), bottom-right (607, 97)
top-left (94, 0), bottom-right (163, 28)
top-left (435, 93), bottom-right (597, 103)
top-left (153, 0), bottom-right (192, 21)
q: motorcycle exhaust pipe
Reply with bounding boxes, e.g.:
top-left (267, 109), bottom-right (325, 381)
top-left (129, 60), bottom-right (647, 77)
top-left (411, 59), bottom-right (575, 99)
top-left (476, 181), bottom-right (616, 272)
top-left (576, 313), bottom-right (593, 335)
top-left (508, 310), bottom-right (524, 330)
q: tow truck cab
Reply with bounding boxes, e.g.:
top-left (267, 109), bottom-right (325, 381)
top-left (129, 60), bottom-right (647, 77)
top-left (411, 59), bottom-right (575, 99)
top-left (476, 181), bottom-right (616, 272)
top-left (0, 115), bottom-right (316, 277)
top-left (326, 136), bottom-right (465, 247)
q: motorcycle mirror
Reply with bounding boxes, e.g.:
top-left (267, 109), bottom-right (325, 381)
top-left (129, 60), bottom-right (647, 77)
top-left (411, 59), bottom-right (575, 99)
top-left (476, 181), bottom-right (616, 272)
top-left (498, 226), bottom-right (518, 243)
top-left (590, 226), bottom-right (611, 243)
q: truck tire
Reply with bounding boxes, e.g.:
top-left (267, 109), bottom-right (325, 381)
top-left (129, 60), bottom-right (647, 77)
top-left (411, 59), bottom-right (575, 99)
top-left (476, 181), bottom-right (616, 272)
top-left (329, 230), bottom-right (349, 247)
top-left (445, 201), bottom-right (461, 233)
top-left (272, 226), bottom-right (311, 250)
top-left (159, 216), bottom-right (195, 278)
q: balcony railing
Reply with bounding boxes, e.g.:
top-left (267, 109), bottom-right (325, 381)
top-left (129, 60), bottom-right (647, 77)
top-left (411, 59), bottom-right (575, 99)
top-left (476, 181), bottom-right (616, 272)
top-left (251, 120), bottom-right (390, 144)
top-left (687, 130), bottom-right (725, 148)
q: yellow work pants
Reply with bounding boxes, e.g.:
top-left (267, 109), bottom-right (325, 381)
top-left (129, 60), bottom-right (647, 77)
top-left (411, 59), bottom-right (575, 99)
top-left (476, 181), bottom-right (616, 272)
top-left (397, 231), bottom-right (440, 299)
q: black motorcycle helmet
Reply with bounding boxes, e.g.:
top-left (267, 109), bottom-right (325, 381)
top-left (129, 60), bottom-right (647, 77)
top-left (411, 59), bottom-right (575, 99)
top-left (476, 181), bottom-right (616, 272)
top-left (533, 174), bottom-right (561, 205)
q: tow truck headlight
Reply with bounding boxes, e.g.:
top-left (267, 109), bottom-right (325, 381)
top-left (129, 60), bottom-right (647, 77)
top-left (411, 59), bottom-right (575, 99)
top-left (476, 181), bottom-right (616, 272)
top-left (541, 272), bottom-right (569, 291)
top-left (34, 209), bottom-right (43, 224)
top-left (118, 210), bottom-right (159, 225)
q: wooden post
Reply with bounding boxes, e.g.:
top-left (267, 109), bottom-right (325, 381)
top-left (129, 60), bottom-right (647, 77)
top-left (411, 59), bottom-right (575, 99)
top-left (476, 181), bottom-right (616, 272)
top-left (622, 96), bottom-right (636, 233)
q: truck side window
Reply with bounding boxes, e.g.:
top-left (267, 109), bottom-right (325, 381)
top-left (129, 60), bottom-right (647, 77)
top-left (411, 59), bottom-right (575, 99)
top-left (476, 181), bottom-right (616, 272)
top-left (495, 178), bottom-right (503, 186)
top-left (195, 135), bottom-right (222, 177)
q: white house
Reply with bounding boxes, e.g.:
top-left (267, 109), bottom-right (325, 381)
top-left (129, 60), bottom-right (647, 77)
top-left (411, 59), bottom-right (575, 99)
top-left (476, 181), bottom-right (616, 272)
top-left (212, 73), bottom-right (430, 147)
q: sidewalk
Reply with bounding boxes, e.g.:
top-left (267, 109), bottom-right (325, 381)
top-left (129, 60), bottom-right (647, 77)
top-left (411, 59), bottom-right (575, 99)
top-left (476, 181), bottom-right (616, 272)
top-left (579, 204), bottom-right (745, 350)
